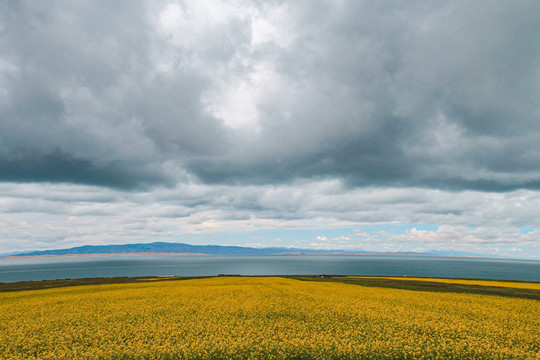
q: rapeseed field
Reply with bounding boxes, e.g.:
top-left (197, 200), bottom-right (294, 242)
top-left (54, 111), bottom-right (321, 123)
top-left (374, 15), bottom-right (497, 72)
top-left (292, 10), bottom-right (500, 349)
top-left (1, 277), bottom-right (538, 359)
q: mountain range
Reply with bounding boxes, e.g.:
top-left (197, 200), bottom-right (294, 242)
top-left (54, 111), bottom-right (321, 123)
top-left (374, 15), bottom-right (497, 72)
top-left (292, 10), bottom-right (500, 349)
top-left (5, 242), bottom-right (483, 258)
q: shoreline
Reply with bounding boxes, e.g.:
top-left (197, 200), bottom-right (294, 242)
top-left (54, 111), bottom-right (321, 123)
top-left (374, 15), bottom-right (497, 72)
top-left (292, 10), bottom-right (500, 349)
top-left (0, 252), bottom-right (508, 261)
top-left (0, 252), bottom-right (208, 260)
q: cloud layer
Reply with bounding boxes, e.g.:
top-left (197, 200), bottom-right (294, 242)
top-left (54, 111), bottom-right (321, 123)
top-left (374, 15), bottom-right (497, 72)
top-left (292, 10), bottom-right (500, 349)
top-left (1, 1), bottom-right (539, 257)
top-left (2, 1), bottom-right (540, 190)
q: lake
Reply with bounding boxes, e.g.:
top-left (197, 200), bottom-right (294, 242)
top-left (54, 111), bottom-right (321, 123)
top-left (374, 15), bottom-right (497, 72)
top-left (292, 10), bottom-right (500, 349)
top-left (0, 255), bottom-right (539, 283)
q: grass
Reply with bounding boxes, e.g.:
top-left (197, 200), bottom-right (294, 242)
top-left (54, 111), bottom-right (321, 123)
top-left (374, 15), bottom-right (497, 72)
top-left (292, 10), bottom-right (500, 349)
top-left (0, 276), bottom-right (211, 293)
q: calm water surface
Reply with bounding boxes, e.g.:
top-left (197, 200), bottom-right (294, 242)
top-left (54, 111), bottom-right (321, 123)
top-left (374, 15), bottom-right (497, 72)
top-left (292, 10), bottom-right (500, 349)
top-left (0, 255), bottom-right (539, 283)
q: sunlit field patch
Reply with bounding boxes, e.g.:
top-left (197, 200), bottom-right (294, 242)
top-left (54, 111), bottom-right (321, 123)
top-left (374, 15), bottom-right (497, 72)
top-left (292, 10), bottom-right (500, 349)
top-left (136, 277), bottom-right (181, 281)
top-left (1, 277), bottom-right (539, 359)
top-left (350, 276), bottom-right (540, 290)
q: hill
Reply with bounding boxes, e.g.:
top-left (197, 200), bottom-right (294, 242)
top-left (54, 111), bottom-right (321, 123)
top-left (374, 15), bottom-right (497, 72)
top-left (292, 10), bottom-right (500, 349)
top-left (13, 241), bottom-right (349, 257)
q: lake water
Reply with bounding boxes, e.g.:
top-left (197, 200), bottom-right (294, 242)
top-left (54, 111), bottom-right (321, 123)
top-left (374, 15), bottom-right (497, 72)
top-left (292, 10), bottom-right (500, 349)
top-left (0, 255), bottom-right (539, 283)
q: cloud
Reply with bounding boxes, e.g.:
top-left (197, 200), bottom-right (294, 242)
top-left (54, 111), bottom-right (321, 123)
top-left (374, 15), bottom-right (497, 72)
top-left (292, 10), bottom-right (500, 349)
top-left (306, 225), bottom-right (540, 257)
top-left (383, 225), bottom-right (540, 255)
top-left (0, 148), bottom-right (172, 189)
top-left (0, 1), bottom-right (230, 189)
top-left (0, 1), bottom-right (539, 191)
top-left (1, 181), bottom-right (539, 256)
top-left (180, 1), bottom-right (540, 192)
top-left (1, 1), bottom-right (539, 257)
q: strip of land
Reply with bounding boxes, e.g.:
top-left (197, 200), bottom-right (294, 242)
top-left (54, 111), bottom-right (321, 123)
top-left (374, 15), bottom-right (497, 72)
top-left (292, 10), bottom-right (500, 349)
top-left (0, 252), bottom-right (207, 260)
top-left (1, 275), bottom-right (539, 300)
top-left (349, 276), bottom-right (540, 290)
top-left (296, 276), bottom-right (540, 300)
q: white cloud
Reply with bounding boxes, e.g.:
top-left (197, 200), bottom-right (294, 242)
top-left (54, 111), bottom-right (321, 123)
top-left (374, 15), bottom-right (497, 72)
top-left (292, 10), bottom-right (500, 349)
top-left (0, 181), bottom-right (538, 258)
top-left (250, 4), bottom-right (295, 47)
top-left (397, 226), bottom-right (540, 248)
top-left (353, 230), bottom-right (370, 237)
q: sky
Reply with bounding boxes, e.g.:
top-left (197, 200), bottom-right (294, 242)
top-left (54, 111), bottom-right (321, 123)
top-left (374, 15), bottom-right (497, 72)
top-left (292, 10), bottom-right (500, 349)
top-left (1, 1), bottom-right (540, 259)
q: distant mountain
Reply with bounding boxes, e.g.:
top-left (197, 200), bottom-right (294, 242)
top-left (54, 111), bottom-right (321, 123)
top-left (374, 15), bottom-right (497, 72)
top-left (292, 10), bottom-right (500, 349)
top-left (0, 250), bottom-right (31, 256)
top-left (9, 241), bottom-right (487, 258)
top-left (13, 242), bottom-right (352, 257)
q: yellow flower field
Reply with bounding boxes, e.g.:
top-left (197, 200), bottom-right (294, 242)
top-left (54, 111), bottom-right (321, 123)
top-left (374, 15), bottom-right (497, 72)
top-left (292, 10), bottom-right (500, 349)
top-left (1, 277), bottom-right (539, 359)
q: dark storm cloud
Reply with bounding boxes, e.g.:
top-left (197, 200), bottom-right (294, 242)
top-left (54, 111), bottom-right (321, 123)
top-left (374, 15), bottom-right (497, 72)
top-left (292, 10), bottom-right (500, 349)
top-left (0, 149), bottom-right (171, 189)
top-left (1, 1), bottom-right (539, 191)
top-left (0, 1), bottom-right (230, 188)
top-left (185, 1), bottom-right (540, 191)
